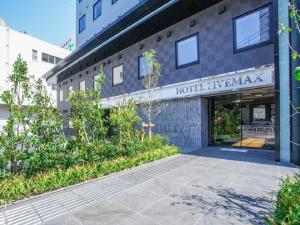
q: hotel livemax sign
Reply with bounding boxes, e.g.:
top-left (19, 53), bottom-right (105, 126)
top-left (102, 65), bottom-right (274, 107)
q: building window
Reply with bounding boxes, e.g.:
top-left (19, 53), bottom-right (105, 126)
top-left (67, 86), bottom-right (73, 100)
top-left (79, 0), bottom-right (82, 3)
top-left (112, 64), bottom-right (123, 86)
top-left (233, 5), bottom-right (271, 52)
top-left (79, 80), bottom-right (86, 92)
top-left (59, 90), bottom-right (63, 102)
top-left (93, 0), bottom-right (102, 20)
top-left (112, 0), bottom-right (118, 4)
top-left (175, 34), bottom-right (199, 68)
top-left (94, 74), bottom-right (100, 89)
top-left (42, 53), bottom-right (61, 64)
top-left (79, 14), bottom-right (86, 33)
top-left (32, 50), bottom-right (38, 62)
top-left (68, 117), bottom-right (73, 129)
top-left (138, 55), bottom-right (152, 79)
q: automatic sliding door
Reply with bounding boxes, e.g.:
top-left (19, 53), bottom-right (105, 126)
top-left (210, 94), bottom-right (242, 147)
top-left (209, 88), bottom-right (275, 149)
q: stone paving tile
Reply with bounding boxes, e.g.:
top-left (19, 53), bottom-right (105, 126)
top-left (111, 185), bottom-right (162, 212)
top-left (122, 212), bottom-right (160, 225)
top-left (73, 198), bottom-right (135, 225)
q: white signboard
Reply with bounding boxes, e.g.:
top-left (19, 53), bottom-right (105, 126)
top-left (102, 65), bottom-right (274, 108)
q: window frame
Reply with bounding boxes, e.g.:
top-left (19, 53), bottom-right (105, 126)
top-left (79, 80), bottom-right (86, 92)
top-left (175, 33), bottom-right (200, 69)
top-left (59, 90), bottom-right (63, 102)
top-left (233, 4), bottom-right (273, 53)
top-left (94, 74), bottom-right (100, 89)
top-left (112, 0), bottom-right (118, 5)
top-left (138, 55), bottom-right (148, 80)
top-left (112, 64), bottom-right (124, 87)
top-left (93, 0), bottom-right (102, 21)
top-left (32, 49), bottom-right (38, 62)
top-left (79, 14), bottom-right (86, 33)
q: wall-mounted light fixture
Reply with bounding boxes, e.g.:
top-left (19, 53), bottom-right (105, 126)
top-left (218, 5), bottom-right (226, 15)
top-left (166, 31), bottom-right (172, 38)
top-left (190, 19), bottom-right (196, 27)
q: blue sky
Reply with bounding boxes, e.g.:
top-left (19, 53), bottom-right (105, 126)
top-left (0, 0), bottom-right (75, 47)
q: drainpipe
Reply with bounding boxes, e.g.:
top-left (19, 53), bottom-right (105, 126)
top-left (290, 0), bottom-right (300, 165)
top-left (276, 0), bottom-right (291, 162)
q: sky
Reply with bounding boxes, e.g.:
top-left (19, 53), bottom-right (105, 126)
top-left (0, 0), bottom-right (75, 47)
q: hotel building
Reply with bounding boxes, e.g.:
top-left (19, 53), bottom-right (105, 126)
top-left (44, 0), bottom-right (300, 164)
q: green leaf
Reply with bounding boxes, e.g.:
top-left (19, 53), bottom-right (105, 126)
top-left (291, 52), bottom-right (299, 60)
top-left (294, 67), bottom-right (300, 81)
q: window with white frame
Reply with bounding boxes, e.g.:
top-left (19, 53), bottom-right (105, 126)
top-left (79, 80), bottom-right (86, 92)
top-left (67, 86), bottom-right (73, 100)
top-left (175, 34), bottom-right (199, 68)
top-left (94, 74), bottom-right (100, 89)
top-left (32, 50), bottom-right (38, 62)
top-left (234, 5), bottom-right (271, 51)
top-left (59, 90), bottom-right (63, 102)
top-left (112, 64), bottom-right (123, 86)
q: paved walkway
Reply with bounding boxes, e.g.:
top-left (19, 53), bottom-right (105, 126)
top-left (0, 148), bottom-right (298, 225)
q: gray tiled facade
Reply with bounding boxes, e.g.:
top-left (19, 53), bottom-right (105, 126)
top-left (58, 0), bottom-right (274, 148)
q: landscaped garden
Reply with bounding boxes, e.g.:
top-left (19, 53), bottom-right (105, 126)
top-left (0, 53), bottom-right (178, 206)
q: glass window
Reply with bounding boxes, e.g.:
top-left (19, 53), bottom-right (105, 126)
top-left (112, 64), bottom-right (123, 86)
top-left (138, 55), bottom-right (152, 78)
top-left (93, 0), bottom-right (102, 20)
top-left (79, 80), bottom-right (86, 92)
top-left (32, 50), bottom-right (38, 62)
top-left (49, 55), bottom-right (55, 64)
top-left (79, 14), bottom-right (86, 33)
top-left (234, 6), bottom-right (271, 51)
top-left (42, 53), bottom-right (48, 63)
top-left (112, 0), bottom-right (118, 4)
top-left (67, 86), bottom-right (73, 100)
top-left (176, 34), bottom-right (199, 68)
top-left (55, 57), bottom-right (62, 64)
top-left (94, 74), bottom-right (100, 89)
top-left (59, 90), bottom-right (63, 102)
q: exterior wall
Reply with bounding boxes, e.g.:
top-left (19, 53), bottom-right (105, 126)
top-left (59, 0), bottom-right (274, 149)
top-left (141, 97), bottom-right (208, 150)
top-left (0, 25), bottom-right (71, 102)
top-left (76, 0), bottom-right (140, 47)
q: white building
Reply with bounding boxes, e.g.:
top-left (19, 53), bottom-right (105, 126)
top-left (0, 18), bottom-right (70, 129)
top-left (76, 0), bottom-right (141, 47)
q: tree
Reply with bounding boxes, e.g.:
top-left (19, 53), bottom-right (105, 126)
top-left (0, 55), bottom-right (31, 173)
top-left (140, 50), bottom-right (166, 139)
top-left (69, 67), bottom-right (107, 147)
top-left (0, 56), bottom-right (68, 174)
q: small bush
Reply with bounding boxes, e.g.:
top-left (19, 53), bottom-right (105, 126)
top-left (266, 174), bottom-right (300, 225)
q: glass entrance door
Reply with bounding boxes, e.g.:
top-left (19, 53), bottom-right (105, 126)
top-left (209, 88), bottom-right (275, 149)
top-left (210, 94), bottom-right (242, 147)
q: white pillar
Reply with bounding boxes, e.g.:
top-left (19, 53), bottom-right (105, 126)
top-left (278, 0), bottom-right (291, 162)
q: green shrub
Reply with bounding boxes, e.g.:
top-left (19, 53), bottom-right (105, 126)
top-left (0, 146), bottom-right (179, 205)
top-left (266, 174), bottom-right (300, 225)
